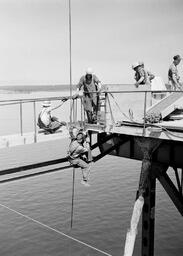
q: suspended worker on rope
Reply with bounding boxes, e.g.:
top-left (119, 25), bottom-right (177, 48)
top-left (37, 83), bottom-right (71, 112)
top-left (132, 61), bottom-right (155, 88)
top-left (67, 128), bottom-right (92, 187)
top-left (37, 97), bottom-right (68, 134)
top-left (168, 54), bottom-right (182, 91)
top-left (76, 68), bottom-right (102, 124)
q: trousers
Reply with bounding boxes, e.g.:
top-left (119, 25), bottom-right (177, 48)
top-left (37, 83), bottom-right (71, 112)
top-left (68, 158), bottom-right (90, 181)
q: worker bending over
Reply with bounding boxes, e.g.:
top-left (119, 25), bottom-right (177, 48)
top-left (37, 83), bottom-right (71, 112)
top-left (132, 61), bottom-right (154, 88)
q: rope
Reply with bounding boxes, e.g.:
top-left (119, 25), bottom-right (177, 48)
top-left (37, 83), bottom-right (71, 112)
top-left (70, 167), bottom-right (75, 229)
top-left (109, 92), bottom-right (183, 140)
top-left (0, 203), bottom-right (112, 256)
top-left (109, 93), bottom-right (135, 122)
top-left (136, 120), bottom-right (183, 139)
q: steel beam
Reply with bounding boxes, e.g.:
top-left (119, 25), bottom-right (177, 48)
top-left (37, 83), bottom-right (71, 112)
top-left (154, 165), bottom-right (183, 216)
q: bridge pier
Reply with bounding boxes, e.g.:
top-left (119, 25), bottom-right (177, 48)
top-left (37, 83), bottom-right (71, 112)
top-left (141, 164), bottom-right (156, 256)
top-left (135, 138), bottom-right (161, 256)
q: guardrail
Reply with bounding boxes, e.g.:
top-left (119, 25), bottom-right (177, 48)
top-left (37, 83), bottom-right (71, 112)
top-left (0, 89), bottom-right (182, 141)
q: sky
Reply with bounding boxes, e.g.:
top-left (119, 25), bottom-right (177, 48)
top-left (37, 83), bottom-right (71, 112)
top-left (0, 0), bottom-right (183, 86)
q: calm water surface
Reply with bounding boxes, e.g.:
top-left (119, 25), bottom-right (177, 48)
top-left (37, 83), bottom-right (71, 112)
top-left (0, 86), bottom-right (182, 256)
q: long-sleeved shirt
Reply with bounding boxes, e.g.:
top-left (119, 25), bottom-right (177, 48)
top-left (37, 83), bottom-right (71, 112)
top-left (68, 140), bottom-right (88, 159)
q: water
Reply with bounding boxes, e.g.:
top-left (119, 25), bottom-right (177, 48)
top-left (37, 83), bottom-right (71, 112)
top-left (0, 86), bottom-right (182, 256)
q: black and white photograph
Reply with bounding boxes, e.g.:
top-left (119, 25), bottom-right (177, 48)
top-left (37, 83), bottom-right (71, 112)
top-left (0, 0), bottom-right (182, 255)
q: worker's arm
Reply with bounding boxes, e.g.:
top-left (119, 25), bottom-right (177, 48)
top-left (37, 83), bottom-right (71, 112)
top-left (172, 74), bottom-right (181, 88)
top-left (49, 97), bottom-right (68, 111)
top-left (93, 75), bottom-right (102, 92)
top-left (148, 71), bottom-right (155, 81)
top-left (72, 77), bottom-right (84, 98)
top-left (75, 145), bottom-right (88, 155)
top-left (135, 76), bottom-right (144, 87)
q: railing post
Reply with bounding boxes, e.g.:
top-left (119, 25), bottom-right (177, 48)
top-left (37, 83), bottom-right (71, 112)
top-left (74, 98), bottom-right (77, 123)
top-left (143, 91), bottom-right (147, 136)
top-left (33, 101), bottom-right (37, 143)
top-left (104, 92), bottom-right (107, 128)
top-left (19, 101), bottom-right (23, 136)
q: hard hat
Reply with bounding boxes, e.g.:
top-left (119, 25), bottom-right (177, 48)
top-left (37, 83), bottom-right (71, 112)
top-left (132, 62), bottom-right (140, 69)
top-left (42, 101), bottom-right (51, 107)
top-left (76, 132), bottom-right (85, 141)
top-left (138, 61), bottom-right (144, 66)
top-left (86, 67), bottom-right (93, 75)
top-left (173, 55), bottom-right (182, 61)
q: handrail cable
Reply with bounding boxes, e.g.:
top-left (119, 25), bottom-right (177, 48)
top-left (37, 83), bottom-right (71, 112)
top-left (0, 88), bottom-right (178, 104)
top-left (0, 203), bottom-right (112, 256)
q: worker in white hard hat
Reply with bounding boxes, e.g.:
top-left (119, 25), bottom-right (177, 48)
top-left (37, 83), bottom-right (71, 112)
top-left (132, 61), bottom-right (154, 88)
top-left (76, 68), bottom-right (102, 123)
top-left (37, 97), bottom-right (68, 134)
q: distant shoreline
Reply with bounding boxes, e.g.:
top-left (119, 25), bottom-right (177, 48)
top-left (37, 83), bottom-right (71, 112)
top-left (0, 84), bottom-right (72, 93)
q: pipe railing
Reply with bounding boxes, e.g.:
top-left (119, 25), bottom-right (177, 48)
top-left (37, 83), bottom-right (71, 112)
top-left (0, 89), bottom-right (182, 140)
top-left (0, 95), bottom-right (83, 141)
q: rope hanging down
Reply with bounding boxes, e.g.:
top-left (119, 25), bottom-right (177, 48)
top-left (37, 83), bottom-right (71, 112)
top-left (70, 167), bottom-right (75, 229)
top-left (0, 203), bottom-right (113, 256)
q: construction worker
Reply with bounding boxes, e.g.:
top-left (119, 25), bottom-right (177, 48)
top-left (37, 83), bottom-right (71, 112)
top-left (132, 61), bottom-right (154, 88)
top-left (76, 68), bottom-right (102, 123)
top-left (37, 97), bottom-right (68, 134)
top-left (168, 55), bottom-right (182, 91)
top-left (138, 61), bottom-right (155, 82)
top-left (67, 130), bottom-right (92, 186)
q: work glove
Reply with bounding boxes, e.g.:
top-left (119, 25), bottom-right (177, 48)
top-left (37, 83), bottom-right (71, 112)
top-left (61, 96), bottom-right (69, 102)
top-left (72, 93), bottom-right (79, 99)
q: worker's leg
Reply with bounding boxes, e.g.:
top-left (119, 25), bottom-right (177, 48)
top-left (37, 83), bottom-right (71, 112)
top-left (86, 111), bottom-right (93, 123)
top-left (83, 96), bottom-right (93, 123)
top-left (48, 121), bottom-right (62, 133)
top-left (69, 158), bottom-right (90, 181)
top-left (92, 102), bottom-right (98, 123)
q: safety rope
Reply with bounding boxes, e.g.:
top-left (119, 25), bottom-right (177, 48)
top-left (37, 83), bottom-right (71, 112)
top-left (108, 92), bottom-right (135, 122)
top-left (156, 125), bottom-right (183, 139)
top-left (70, 167), bottom-right (75, 229)
top-left (0, 203), bottom-right (112, 256)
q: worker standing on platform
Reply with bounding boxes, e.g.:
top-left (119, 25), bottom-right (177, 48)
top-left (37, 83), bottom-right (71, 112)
top-left (132, 61), bottom-right (154, 88)
top-left (37, 98), bottom-right (68, 134)
top-left (168, 55), bottom-right (182, 91)
top-left (67, 130), bottom-right (92, 186)
top-left (76, 68), bottom-right (102, 123)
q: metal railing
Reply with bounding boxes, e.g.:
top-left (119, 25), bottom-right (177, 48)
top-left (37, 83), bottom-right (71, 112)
top-left (0, 95), bottom-right (84, 142)
top-left (0, 89), bottom-right (182, 142)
